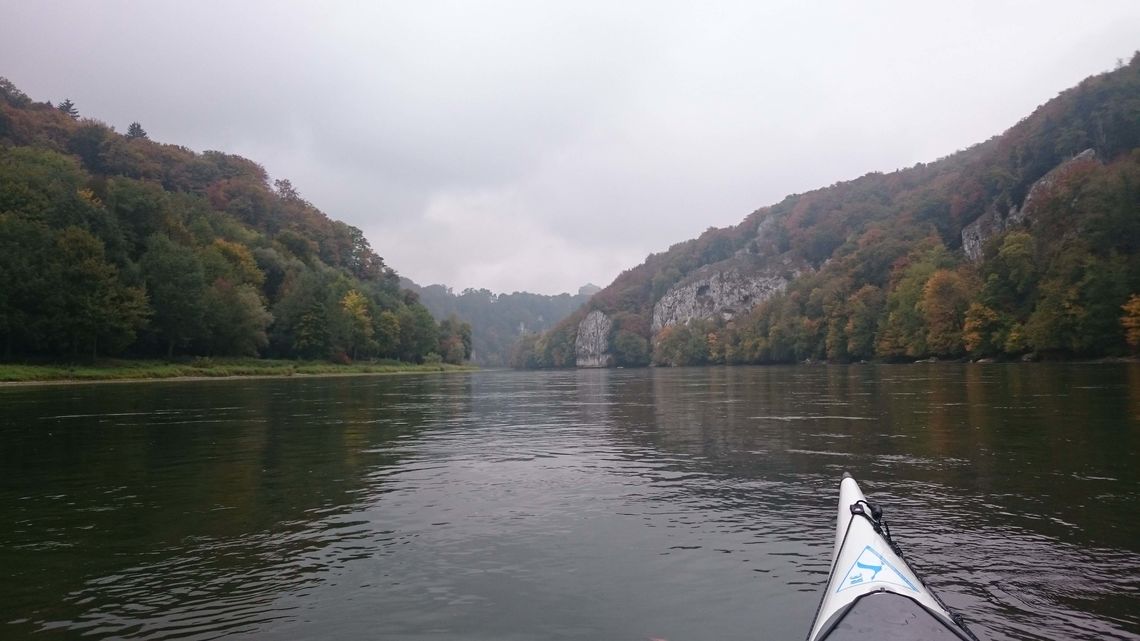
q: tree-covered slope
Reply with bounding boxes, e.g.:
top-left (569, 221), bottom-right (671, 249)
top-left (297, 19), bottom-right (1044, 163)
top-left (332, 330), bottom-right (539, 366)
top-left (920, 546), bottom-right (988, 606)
top-left (518, 54), bottom-right (1140, 367)
top-left (0, 79), bottom-right (470, 363)
top-left (404, 280), bottom-right (595, 367)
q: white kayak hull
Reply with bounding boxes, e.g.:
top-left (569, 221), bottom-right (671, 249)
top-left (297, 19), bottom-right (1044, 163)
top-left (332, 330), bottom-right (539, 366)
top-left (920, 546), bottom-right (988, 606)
top-left (806, 474), bottom-right (975, 641)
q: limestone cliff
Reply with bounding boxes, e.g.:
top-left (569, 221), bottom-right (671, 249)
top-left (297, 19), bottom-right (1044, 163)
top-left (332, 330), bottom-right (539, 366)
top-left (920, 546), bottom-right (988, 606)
top-left (575, 310), bottom-right (613, 368)
top-left (648, 214), bottom-right (798, 334)
top-left (962, 149), bottom-right (1099, 259)
top-left (961, 205), bottom-right (1025, 261)
top-left (651, 263), bottom-right (790, 333)
top-left (517, 57), bottom-right (1140, 369)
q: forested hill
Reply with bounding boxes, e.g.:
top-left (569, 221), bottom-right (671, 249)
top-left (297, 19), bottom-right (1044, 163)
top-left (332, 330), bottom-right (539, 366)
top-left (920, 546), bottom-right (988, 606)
top-left (0, 79), bottom-right (471, 364)
top-left (516, 55), bottom-right (1140, 368)
top-left (403, 280), bottom-right (597, 367)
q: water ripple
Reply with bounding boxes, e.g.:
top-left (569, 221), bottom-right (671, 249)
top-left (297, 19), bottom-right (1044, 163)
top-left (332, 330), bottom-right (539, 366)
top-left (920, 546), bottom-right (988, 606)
top-left (1, 366), bottom-right (1137, 640)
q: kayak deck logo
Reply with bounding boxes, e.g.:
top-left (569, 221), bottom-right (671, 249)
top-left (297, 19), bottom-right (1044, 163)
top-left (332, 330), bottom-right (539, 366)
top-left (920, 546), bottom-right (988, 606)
top-left (836, 545), bottom-right (918, 593)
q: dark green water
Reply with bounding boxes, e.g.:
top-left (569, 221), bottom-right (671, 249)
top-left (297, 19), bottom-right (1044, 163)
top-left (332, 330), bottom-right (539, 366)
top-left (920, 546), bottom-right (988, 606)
top-left (1, 364), bottom-right (1137, 640)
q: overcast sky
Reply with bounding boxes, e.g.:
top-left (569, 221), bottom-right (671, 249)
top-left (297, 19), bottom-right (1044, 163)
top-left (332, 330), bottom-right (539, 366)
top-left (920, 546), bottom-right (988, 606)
top-left (2, 2), bottom-right (1137, 294)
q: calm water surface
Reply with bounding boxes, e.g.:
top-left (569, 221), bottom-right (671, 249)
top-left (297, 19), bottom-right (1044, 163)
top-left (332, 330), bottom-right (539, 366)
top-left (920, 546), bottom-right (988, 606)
top-left (1, 365), bottom-right (1138, 640)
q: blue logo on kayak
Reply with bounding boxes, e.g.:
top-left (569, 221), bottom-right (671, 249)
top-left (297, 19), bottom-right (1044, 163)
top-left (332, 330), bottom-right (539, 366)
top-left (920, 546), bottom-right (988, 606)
top-left (836, 545), bottom-right (918, 593)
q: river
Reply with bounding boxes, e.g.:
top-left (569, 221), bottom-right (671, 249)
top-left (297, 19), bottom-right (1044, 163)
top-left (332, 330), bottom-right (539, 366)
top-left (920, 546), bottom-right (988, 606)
top-left (1, 364), bottom-right (1137, 640)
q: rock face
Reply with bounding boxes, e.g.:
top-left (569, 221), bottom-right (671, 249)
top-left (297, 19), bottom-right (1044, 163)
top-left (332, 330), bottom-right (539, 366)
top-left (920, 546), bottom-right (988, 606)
top-left (649, 214), bottom-right (798, 335)
top-left (961, 206), bottom-right (1025, 261)
top-left (575, 310), bottom-right (613, 368)
top-left (962, 149), bottom-right (1098, 260)
top-left (1020, 148), bottom-right (1098, 216)
top-left (652, 266), bottom-right (789, 333)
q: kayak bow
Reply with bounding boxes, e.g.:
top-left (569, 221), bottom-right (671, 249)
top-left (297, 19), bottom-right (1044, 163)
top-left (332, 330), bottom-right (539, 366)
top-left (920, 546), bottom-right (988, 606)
top-left (805, 473), bottom-right (977, 641)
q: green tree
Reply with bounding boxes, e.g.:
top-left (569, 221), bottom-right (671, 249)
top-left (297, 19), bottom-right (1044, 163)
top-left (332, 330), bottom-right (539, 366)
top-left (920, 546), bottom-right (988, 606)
top-left (67, 122), bottom-right (113, 173)
top-left (140, 234), bottom-right (207, 357)
top-left (276, 229), bottom-right (317, 262)
top-left (0, 216), bottom-right (53, 356)
top-left (0, 77), bottom-right (32, 107)
top-left (293, 301), bottom-right (330, 359)
top-left (979, 231), bottom-right (1038, 317)
top-left (844, 285), bottom-right (883, 360)
top-left (1024, 244), bottom-right (1131, 356)
top-left (652, 323), bottom-right (709, 366)
top-left (126, 122), bottom-right (147, 139)
top-left (612, 329), bottom-right (649, 367)
top-left (374, 310), bottom-right (400, 358)
top-left (104, 177), bottom-right (170, 256)
top-left (346, 225), bottom-right (383, 281)
top-left (877, 245), bottom-right (955, 359)
top-left (509, 333), bottom-right (541, 369)
top-left (0, 147), bottom-right (97, 229)
top-left (340, 290), bottom-right (375, 360)
top-left (1074, 253), bottom-right (1131, 355)
top-left (437, 315), bottom-right (473, 364)
top-left (205, 238), bottom-right (265, 287)
top-left (252, 247), bottom-right (292, 303)
top-left (268, 267), bottom-right (331, 357)
top-left (824, 314), bottom-right (848, 362)
top-left (536, 327), bottom-right (576, 367)
top-left (50, 227), bottom-right (148, 358)
top-left (57, 98), bottom-right (79, 119)
top-left (274, 178), bottom-right (300, 201)
top-left (1025, 277), bottom-right (1084, 354)
top-left (202, 279), bottom-right (272, 356)
top-left (397, 304), bottom-right (438, 362)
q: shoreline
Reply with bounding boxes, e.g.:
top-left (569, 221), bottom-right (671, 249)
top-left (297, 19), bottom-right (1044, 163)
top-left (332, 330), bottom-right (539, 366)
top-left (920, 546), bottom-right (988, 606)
top-left (519, 356), bottom-right (1140, 372)
top-left (0, 360), bottom-right (478, 387)
top-left (3, 357), bottom-right (1133, 386)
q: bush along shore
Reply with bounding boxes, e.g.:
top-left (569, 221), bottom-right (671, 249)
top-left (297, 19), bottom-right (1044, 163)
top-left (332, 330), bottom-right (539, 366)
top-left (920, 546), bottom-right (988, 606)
top-left (0, 358), bottom-right (476, 384)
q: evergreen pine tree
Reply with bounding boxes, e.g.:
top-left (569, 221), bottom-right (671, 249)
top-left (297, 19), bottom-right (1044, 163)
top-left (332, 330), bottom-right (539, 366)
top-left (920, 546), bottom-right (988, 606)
top-left (57, 98), bottom-right (79, 119)
top-left (126, 121), bottom-right (147, 139)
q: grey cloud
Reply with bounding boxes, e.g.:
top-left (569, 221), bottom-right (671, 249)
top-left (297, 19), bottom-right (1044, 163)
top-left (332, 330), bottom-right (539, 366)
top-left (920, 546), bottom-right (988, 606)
top-left (2, 1), bottom-right (1138, 294)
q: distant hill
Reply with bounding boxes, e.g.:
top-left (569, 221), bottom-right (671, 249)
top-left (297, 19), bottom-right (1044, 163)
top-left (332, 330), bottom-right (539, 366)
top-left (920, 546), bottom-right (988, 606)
top-left (578, 283), bottom-right (601, 297)
top-left (517, 54), bottom-right (1140, 368)
top-left (0, 78), bottom-right (469, 364)
top-left (402, 279), bottom-right (593, 367)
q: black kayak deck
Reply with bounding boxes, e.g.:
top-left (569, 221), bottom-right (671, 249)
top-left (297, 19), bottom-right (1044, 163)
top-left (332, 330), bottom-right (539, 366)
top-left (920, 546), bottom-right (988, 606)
top-left (814, 591), bottom-right (974, 641)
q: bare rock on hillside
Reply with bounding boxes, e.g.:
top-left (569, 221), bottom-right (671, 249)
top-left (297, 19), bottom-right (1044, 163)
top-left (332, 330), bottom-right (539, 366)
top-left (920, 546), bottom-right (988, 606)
top-left (575, 310), bottom-right (613, 368)
top-left (651, 263), bottom-right (791, 333)
top-left (962, 149), bottom-right (1099, 260)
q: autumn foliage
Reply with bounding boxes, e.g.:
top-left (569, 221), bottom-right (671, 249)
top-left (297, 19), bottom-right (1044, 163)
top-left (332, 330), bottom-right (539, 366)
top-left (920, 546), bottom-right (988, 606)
top-left (0, 78), bottom-right (469, 364)
top-left (516, 53), bottom-right (1140, 367)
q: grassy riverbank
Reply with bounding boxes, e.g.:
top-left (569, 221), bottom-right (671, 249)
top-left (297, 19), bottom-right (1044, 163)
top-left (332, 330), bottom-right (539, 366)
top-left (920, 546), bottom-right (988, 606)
top-left (0, 358), bottom-right (476, 383)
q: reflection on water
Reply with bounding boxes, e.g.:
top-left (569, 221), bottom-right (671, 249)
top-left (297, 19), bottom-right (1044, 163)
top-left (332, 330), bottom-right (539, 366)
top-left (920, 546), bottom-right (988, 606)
top-left (1, 364), bottom-right (1137, 640)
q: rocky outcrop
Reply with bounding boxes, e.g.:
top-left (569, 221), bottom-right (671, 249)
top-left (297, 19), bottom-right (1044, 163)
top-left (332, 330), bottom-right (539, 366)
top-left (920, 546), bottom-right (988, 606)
top-left (962, 149), bottom-right (1099, 260)
top-left (1020, 148), bottom-right (1098, 217)
top-left (647, 213), bottom-right (796, 333)
top-left (575, 310), bottom-right (613, 368)
top-left (652, 265), bottom-right (790, 333)
top-left (961, 206), bottom-right (1022, 261)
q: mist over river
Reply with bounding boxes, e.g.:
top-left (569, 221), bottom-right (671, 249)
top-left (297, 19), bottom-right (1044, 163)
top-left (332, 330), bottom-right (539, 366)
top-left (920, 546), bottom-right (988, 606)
top-left (2, 364), bottom-right (1138, 640)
